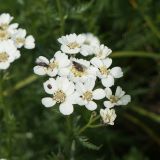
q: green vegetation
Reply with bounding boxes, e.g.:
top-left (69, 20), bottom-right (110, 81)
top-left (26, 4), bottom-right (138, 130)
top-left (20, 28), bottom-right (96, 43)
top-left (0, 0), bottom-right (160, 159)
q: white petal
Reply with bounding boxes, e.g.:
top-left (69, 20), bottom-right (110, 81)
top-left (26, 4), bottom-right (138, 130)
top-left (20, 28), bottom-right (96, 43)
top-left (61, 45), bottom-right (79, 54)
top-left (43, 78), bottom-right (57, 94)
top-left (88, 66), bottom-right (98, 76)
top-left (119, 95), bottom-right (131, 105)
top-left (56, 77), bottom-right (74, 95)
top-left (110, 67), bottom-right (123, 78)
top-left (66, 92), bottom-right (79, 104)
top-left (0, 62), bottom-right (10, 70)
top-left (36, 56), bottom-right (49, 64)
top-left (59, 102), bottom-right (74, 115)
top-left (55, 51), bottom-right (70, 67)
top-left (101, 75), bottom-right (114, 87)
top-left (76, 97), bottom-right (86, 106)
top-left (56, 77), bottom-right (68, 89)
top-left (115, 86), bottom-right (125, 98)
top-left (104, 101), bottom-right (114, 108)
top-left (41, 97), bottom-right (56, 107)
top-left (76, 82), bottom-right (86, 94)
top-left (85, 101), bottom-right (97, 111)
top-left (80, 45), bottom-right (93, 56)
top-left (105, 87), bottom-right (112, 99)
top-left (65, 81), bottom-right (75, 96)
top-left (58, 68), bottom-right (70, 76)
top-left (93, 89), bottom-right (105, 100)
top-left (102, 58), bottom-right (112, 68)
top-left (24, 35), bottom-right (35, 49)
top-left (47, 68), bottom-right (58, 77)
top-left (33, 66), bottom-right (46, 76)
top-left (90, 57), bottom-right (103, 68)
top-left (84, 78), bottom-right (95, 91)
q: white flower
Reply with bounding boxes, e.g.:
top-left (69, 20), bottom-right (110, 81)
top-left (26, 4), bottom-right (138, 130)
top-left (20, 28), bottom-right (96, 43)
top-left (100, 108), bottom-right (117, 125)
top-left (93, 44), bottom-right (112, 59)
top-left (0, 40), bottom-right (20, 70)
top-left (76, 78), bottom-right (105, 111)
top-left (0, 13), bottom-right (13, 26)
top-left (12, 28), bottom-right (35, 49)
top-left (91, 57), bottom-right (123, 87)
top-left (24, 35), bottom-right (35, 49)
top-left (67, 58), bottom-right (97, 82)
top-left (104, 86), bottom-right (131, 108)
top-left (80, 33), bottom-right (100, 56)
top-left (0, 13), bottom-right (18, 41)
top-left (33, 51), bottom-right (70, 77)
top-left (42, 77), bottom-right (77, 115)
top-left (58, 33), bottom-right (85, 54)
top-left (81, 33), bottom-right (100, 46)
top-left (7, 23), bottom-right (18, 35)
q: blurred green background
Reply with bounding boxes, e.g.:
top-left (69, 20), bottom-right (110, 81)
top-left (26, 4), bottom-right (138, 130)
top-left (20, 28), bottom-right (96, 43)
top-left (0, 0), bottom-right (160, 159)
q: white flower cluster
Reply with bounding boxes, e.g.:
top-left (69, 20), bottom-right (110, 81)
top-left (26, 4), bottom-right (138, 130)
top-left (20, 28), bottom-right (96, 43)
top-left (34, 33), bottom-right (131, 125)
top-left (0, 13), bottom-right (35, 70)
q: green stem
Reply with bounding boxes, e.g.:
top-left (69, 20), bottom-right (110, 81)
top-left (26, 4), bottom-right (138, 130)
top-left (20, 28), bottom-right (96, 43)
top-left (111, 51), bottom-right (160, 59)
top-left (78, 114), bottom-right (100, 134)
top-left (3, 74), bottom-right (38, 96)
top-left (56, 0), bottom-right (65, 35)
top-left (89, 124), bottom-right (104, 128)
top-left (0, 73), bottom-right (13, 158)
top-left (130, 106), bottom-right (160, 123)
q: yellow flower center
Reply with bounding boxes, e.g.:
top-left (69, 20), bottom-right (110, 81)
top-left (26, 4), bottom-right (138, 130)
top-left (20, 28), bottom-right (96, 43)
top-left (0, 29), bottom-right (9, 41)
top-left (53, 90), bottom-right (66, 103)
top-left (0, 24), bottom-right (8, 30)
top-left (82, 91), bottom-right (93, 101)
top-left (0, 52), bottom-right (9, 62)
top-left (109, 95), bottom-right (119, 103)
top-left (99, 66), bottom-right (110, 75)
top-left (48, 62), bottom-right (58, 70)
top-left (16, 38), bottom-right (25, 45)
top-left (67, 42), bottom-right (80, 49)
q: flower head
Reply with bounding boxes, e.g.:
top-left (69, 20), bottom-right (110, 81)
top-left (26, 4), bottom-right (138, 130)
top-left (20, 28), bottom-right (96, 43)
top-left (100, 108), bottom-right (116, 125)
top-left (0, 13), bottom-right (35, 70)
top-left (33, 51), bottom-right (70, 77)
top-left (76, 78), bottom-right (105, 111)
top-left (12, 28), bottom-right (35, 49)
top-left (0, 13), bottom-right (18, 41)
top-left (42, 77), bottom-right (77, 115)
top-left (80, 33), bottom-right (100, 56)
top-left (93, 44), bottom-right (112, 60)
top-left (0, 40), bottom-right (20, 70)
top-left (91, 57), bottom-right (123, 87)
top-left (0, 13), bottom-right (13, 27)
top-left (104, 86), bottom-right (131, 108)
top-left (58, 33), bottom-right (85, 54)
